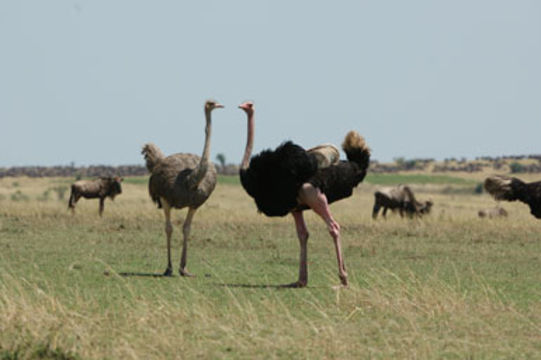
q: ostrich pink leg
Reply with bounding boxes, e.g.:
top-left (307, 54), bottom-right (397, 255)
top-left (179, 207), bottom-right (197, 277)
top-left (162, 200), bottom-right (173, 276)
top-left (290, 211), bottom-right (309, 287)
top-left (299, 184), bottom-right (348, 287)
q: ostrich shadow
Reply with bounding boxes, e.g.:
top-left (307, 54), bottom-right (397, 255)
top-left (115, 273), bottom-right (293, 286)
top-left (117, 272), bottom-right (169, 278)
top-left (114, 273), bottom-right (326, 288)
top-left (213, 282), bottom-right (326, 289)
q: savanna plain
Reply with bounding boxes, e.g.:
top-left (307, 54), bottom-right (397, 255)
top-left (1, 174), bottom-right (540, 359)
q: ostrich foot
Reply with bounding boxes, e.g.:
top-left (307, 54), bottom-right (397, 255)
top-left (332, 283), bottom-right (349, 290)
top-left (163, 267), bottom-right (173, 276)
top-left (179, 268), bottom-right (195, 277)
top-left (281, 280), bottom-right (307, 288)
top-left (338, 273), bottom-right (348, 287)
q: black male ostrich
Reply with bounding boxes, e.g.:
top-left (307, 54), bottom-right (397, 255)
top-left (484, 175), bottom-right (541, 219)
top-left (141, 100), bottom-right (223, 276)
top-left (238, 101), bottom-right (370, 287)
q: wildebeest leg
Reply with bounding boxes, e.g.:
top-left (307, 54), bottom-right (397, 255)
top-left (299, 183), bottom-right (347, 287)
top-left (286, 211), bottom-right (309, 288)
top-left (99, 198), bottom-right (105, 217)
top-left (382, 207), bottom-right (388, 218)
top-left (162, 200), bottom-right (173, 276)
top-left (68, 190), bottom-right (80, 214)
top-left (179, 207), bottom-right (197, 277)
top-left (372, 202), bottom-right (381, 219)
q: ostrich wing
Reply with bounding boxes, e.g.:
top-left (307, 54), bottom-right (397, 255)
top-left (307, 143), bottom-right (340, 169)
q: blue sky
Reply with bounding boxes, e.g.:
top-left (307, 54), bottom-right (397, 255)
top-left (1, 0), bottom-right (540, 166)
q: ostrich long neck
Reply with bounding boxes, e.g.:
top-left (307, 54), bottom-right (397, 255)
top-left (241, 111), bottom-right (254, 170)
top-left (189, 109), bottom-right (212, 187)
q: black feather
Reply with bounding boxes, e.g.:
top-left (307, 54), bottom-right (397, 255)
top-left (241, 135), bottom-right (371, 215)
top-left (240, 141), bottom-right (317, 216)
top-left (307, 161), bottom-right (367, 205)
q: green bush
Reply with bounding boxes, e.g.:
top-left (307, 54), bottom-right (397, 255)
top-left (52, 186), bottom-right (68, 201)
top-left (509, 162), bottom-right (525, 173)
top-left (10, 190), bottom-right (29, 202)
top-left (37, 190), bottom-right (51, 202)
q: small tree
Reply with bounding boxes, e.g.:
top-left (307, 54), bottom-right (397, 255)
top-left (394, 157), bottom-right (405, 168)
top-left (509, 162), bottom-right (525, 174)
top-left (474, 183), bottom-right (484, 194)
top-left (216, 153), bottom-right (226, 169)
top-left (52, 186), bottom-right (68, 200)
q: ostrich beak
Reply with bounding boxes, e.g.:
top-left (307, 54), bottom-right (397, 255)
top-left (238, 102), bottom-right (253, 111)
top-left (215, 103), bottom-right (224, 109)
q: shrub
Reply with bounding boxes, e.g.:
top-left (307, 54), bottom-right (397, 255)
top-left (52, 186), bottom-right (68, 201)
top-left (509, 162), bottom-right (525, 173)
top-left (11, 190), bottom-right (29, 202)
top-left (37, 190), bottom-right (51, 202)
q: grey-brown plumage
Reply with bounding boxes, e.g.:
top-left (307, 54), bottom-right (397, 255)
top-left (144, 151), bottom-right (218, 210)
top-left (306, 143), bottom-right (340, 168)
top-left (141, 100), bottom-right (223, 276)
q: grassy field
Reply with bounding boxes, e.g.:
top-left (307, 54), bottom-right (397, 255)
top-left (1, 175), bottom-right (541, 359)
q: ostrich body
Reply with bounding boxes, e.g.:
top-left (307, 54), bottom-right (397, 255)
top-left (484, 175), bottom-right (541, 219)
top-left (238, 101), bottom-right (370, 287)
top-left (141, 100), bottom-right (223, 276)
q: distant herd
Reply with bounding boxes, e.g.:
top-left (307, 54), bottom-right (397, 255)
top-left (63, 100), bottom-right (541, 287)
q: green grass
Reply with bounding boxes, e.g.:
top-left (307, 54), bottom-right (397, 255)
top-left (1, 176), bottom-right (540, 359)
top-left (217, 175), bottom-right (241, 185)
top-left (122, 176), bottom-right (148, 185)
top-left (365, 173), bottom-right (478, 185)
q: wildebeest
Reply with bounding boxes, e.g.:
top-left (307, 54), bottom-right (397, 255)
top-left (478, 206), bottom-right (508, 219)
top-left (372, 184), bottom-right (433, 219)
top-left (68, 176), bottom-right (123, 216)
top-left (484, 175), bottom-right (541, 219)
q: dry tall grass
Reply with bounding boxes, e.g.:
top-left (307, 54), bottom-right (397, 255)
top-left (1, 176), bottom-right (540, 359)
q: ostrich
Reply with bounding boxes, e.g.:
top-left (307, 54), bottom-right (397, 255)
top-left (484, 175), bottom-right (541, 219)
top-left (141, 100), bottom-right (223, 276)
top-left (238, 101), bottom-right (370, 287)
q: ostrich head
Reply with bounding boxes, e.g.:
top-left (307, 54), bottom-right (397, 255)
top-left (205, 100), bottom-right (224, 113)
top-left (238, 101), bottom-right (254, 115)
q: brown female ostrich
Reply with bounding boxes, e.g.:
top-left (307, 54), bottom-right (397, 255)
top-left (238, 101), bottom-right (370, 288)
top-left (484, 175), bottom-right (541, 219)
top-left (141, 100), bottom-right (223, 276)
